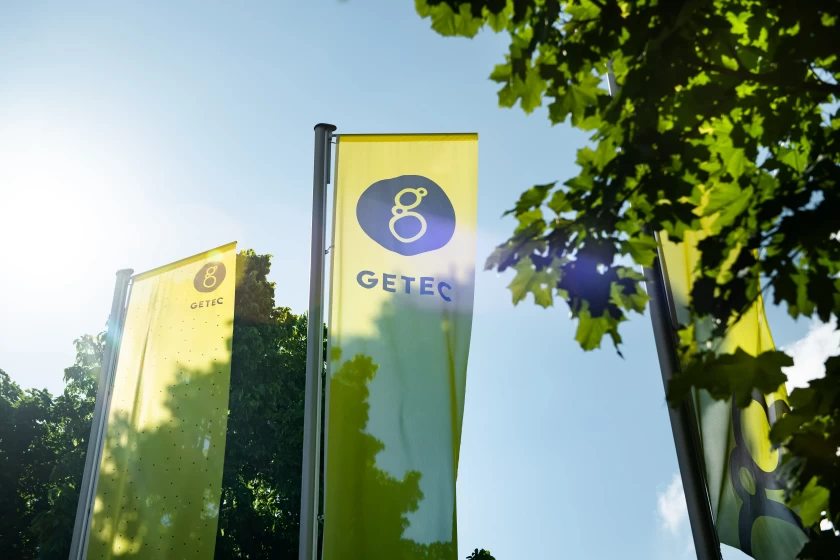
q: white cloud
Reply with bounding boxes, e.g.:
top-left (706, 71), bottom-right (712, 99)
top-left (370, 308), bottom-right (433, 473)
top-left (782, 318), bottom-right (840, 392)
top-left (654, 474), bottom-right (695, 560)
top-left (657, 474), bottom-right (688, 535)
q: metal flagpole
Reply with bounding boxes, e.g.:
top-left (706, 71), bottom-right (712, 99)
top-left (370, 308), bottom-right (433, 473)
top-left (299, 122), bottom-right (336, 560)
top-left (318, 131), bottom-right (341, 560)
top-left (607, 65), bottom-right (721, 560)
top-left (69, 268), bottom-right (133, 560)
top-left (644, 230), bottom-right (721, 560)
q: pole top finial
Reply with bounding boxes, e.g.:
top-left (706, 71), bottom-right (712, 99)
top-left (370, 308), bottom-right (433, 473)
top-left (314, 123), bottom-right (337, 132)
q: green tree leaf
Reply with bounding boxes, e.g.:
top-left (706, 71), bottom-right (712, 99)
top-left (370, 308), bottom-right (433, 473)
top-left (620, 236), bottom-right (658, 267)
top-left (788, 477), bottom-right (831, 528)
top-left (508, 258), bottom-right (558, 307)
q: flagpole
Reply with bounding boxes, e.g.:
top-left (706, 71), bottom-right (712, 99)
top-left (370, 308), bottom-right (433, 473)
top-left (644, 230), bottom-right (722, 560)
top-left (299, 122), bottom-right (336, 560)
top-left (69, 268), bottom-right (133, 560)
top-left (607, 65), bottom-right (721, 560)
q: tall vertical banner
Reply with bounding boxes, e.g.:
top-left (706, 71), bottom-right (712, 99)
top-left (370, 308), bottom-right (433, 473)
top-left (323, 134), bottom-right (478, 559)
top-left (660, 232), bottom-right (809, 560)
top-left (85, 242), bottom-right (237, 559)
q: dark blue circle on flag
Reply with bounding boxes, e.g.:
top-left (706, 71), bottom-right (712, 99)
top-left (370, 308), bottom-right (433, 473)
top-left (356, 175), bottom-right (456, 256)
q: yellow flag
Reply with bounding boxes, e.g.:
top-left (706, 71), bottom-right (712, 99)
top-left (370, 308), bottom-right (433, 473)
top-left (87, 242), bottom-right (237, 559)
top-left (660, 232), bottom-right (808, 559)
top-left (323, 134), bottom-right (478, 560)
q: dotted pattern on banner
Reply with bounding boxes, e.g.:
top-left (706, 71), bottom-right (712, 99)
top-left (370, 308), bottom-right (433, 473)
top-left (87, 246), bottom-right (236, 560)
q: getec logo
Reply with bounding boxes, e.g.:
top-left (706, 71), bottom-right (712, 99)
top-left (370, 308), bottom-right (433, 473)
top-left (356, 175), bottom-right (455, 256)
top-left (355, 175), bottom-right (457, 303)
top-left (191, 262), bottom-right (226, 310)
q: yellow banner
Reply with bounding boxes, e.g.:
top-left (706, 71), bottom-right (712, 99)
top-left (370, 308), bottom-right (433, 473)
top-left (324, 134), bottom-right (478, 559)
top-left (87, 242), bottom-right (237, 559)
top-left (660, 232), bottom-right (808, 559)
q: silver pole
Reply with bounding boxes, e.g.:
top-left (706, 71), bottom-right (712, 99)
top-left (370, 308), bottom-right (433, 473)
top-left (643, 231), bottom-right (721, 560)
top-left (607, 61), bottom-right (721, 559)
top-left (320, 133), bottom-right (340, 552)
top-left (299, 122), bottom-right (336, 560)
top-left (68, 268), bottom-right (133, 560)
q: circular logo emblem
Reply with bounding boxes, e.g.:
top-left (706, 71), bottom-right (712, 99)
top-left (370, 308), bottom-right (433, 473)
top-left (356, 175), bottom-right (455, 256)
top-left (194, 262), bottom-right (226, 293)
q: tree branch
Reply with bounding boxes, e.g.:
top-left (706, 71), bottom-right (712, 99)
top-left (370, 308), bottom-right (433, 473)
top-left (697, 61), bottom-right (840, 96)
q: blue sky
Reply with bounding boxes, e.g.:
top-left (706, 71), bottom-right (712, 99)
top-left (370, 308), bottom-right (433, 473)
top-left (0, 2), bottom-right (832, 559)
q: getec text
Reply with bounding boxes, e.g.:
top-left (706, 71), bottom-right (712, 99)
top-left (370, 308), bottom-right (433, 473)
top-left (356, 270), bottom-right (451, 302)
top-left (190, 297), bottom-right (225, 310)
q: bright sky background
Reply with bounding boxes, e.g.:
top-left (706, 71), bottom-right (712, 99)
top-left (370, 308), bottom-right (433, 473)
top-left (0, 2), bottom-right (835, 559)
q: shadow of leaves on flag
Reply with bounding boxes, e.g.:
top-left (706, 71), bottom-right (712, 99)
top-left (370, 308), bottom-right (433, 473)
top-left (324, 352), bottom-right (456, 560)
top-left (323, 267), bottom-right (475, 560)
top-left (87, 354), bottom-right (232, 558)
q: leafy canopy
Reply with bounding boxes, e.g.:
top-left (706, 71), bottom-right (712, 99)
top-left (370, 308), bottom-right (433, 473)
top-left (417, 0), bottom-right (839, 556)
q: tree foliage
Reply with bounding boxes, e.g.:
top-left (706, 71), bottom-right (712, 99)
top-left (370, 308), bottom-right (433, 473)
top-left (215, 250), bottom-right (311, 557)
top-left (0, 334), bottom-right (103, 558)
top-left (417, 0), bottom-right (839, 556)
